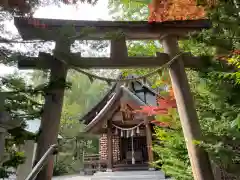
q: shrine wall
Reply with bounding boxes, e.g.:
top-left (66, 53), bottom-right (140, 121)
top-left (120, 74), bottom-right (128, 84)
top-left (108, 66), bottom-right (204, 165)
top-left (99, 134), bottom-right (120, 162)
top-left (99, 129), bottom-right (146, 162)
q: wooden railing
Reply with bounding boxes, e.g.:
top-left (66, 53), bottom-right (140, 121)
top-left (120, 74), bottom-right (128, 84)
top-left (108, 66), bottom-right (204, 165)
top-left (83, 153), bottom-right (100, 163)
top-left (25, 144), bottom-right (58, 180)
top-left (82, 153), bottom-right (107, 175)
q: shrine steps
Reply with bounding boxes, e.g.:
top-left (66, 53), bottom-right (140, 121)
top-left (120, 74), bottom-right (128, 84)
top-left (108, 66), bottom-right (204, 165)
top-left (113, 163), bottom-right (149, 171)
top-left (91, 170), bottom-right (169, 180)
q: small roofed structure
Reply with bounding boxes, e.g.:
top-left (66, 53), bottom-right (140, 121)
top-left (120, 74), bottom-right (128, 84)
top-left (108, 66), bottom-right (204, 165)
top-left (81, 74), bottom-right (162, 173)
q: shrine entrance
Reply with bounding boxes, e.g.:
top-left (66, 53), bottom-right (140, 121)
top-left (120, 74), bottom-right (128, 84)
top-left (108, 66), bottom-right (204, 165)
top-left (120, 136), bottom-right (148, 164)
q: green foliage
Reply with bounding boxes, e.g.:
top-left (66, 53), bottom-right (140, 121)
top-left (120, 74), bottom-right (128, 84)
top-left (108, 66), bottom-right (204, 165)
top-left (58, 71), bottom-right (107, 173)
top-left (108, 0), bottom-right (149, 20)
top-left (53, 161), bottom-right (70, 176)
top-left (0, 73), bottom-right (42, 178)
top-left (153, 59), bottom-right (240, 179)
top-left (153, 115), bottom-right (192, 180)
top-left (188, 70), bottom-right (240, 176)
top-left (0, 150), bottom-right (26, 178)
top-left (2, 151), bottom-right (25, 168)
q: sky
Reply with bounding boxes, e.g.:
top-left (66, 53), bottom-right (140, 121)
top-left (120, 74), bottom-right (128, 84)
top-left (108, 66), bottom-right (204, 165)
top-left (0, 1), bottom-right (111, 76)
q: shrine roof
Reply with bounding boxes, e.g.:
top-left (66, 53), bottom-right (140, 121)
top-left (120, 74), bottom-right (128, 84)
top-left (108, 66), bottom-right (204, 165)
top-left (14, 17), bottom-right (211, 40)
top-left (81, 75), bottom-right (161, 133)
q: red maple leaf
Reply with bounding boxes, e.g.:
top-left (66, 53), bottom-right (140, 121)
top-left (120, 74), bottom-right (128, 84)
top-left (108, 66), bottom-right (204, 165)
top-left (134, 95), bottom-right (177, 116)
top-left (151, 120), bottom-right (170, 127)
top-left (28, 18), bottom-right (47, 29)
top-left (157, 97), bottom-right (177, 108)
top-left (148, 0), bottom-right (207, 22)
top-left (134, 106), bottom-right (160, 116)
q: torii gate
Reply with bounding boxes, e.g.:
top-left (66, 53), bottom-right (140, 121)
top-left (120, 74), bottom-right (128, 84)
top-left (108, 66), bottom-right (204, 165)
top-left (14, 17), bottom-right (217, 180)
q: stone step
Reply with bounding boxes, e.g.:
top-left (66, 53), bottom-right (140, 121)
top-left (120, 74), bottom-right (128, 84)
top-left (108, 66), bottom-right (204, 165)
top-left (93, 170), bottom-right (165, 176)
top-left (91, 176), bottom-right (166, 180)
top-left (91, 170), bottom-right (166, 180)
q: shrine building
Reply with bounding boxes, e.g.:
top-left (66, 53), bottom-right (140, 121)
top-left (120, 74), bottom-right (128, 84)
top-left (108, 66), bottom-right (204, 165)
top-left (81, 74), bottom-right (163, 173)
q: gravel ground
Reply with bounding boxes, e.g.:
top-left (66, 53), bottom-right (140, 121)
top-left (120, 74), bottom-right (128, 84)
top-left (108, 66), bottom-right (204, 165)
top-left (1, 174), bottom-right (91, 180)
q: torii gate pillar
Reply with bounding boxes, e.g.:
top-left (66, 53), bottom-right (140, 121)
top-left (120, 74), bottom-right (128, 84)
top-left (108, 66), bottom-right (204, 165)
top-left (34, 40), bottom-right (70, 180)
top-left (161, 35), bottom-right (214, 180)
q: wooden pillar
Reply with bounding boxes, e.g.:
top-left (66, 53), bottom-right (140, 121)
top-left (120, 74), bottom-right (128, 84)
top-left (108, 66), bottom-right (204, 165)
top-left (0, 127), bottom-right (6, 161)
top-left (34, 40), bottom-right (70, 180)
top-left (161, 35), bottom-right (214, 180)
top-left (0, 94), bottom-right (6, 161)
top-left (145, 118), bottom-right (154, 170)
top-left (107, 119), bottom-right (113, 171)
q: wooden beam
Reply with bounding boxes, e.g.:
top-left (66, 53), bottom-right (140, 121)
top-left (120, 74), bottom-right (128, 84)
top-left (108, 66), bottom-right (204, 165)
top-left (161, 35), bottom-right (214, 180)
top-left (112, 119), bottom-right (144, 126)
top-left (14, 17), bottom-right (211, 40)
top-left (110, 35), bottom-right (128, 62)
top-left (18, 52), bottom-right (214, 70)
top-left (18, 52), bottom-right (169, 69)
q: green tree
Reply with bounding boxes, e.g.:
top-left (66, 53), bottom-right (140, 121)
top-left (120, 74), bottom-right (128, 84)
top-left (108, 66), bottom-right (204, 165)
top-left (0, 73), bottom-right (42, 178)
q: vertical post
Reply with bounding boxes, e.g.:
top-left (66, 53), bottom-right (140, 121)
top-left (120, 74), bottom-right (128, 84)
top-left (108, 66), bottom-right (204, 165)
top-left (0, 127), bottom-right (6, 161)
top-left (161, 35), bottom-right (214, 180)
top-left (107, 119), bottom-right (113, 171)
top-left (144, 118), bottom-right (154, 170)
top-left (17, 140), bottom-right (35, 180)
top-left (0, 93), bottom-right (9, 162)
top-left (32, 143), bottom-right (37, 165)
top-left (34, 39), bottom-right (70, 180)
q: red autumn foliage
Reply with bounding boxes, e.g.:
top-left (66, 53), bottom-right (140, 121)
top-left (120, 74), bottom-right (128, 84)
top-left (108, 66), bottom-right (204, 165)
top-left (216, 49), bottom-right (240, 61)
top-left (27, 18), bottom-right (47, 29)
top-left (151, 120), bottom-right (170, 127)
top-left (134, 105), bottom-right (168, 116)
top-left (148, 0), bottom-right (208, 22)
top-left (133, 81), bottom-right (176, 128)
top-left (134, 96), bottom-right (177, 116)
top-left (133, 96), bottom-right (176, 128)
top-left (232, 50), bottom-right (240, 55)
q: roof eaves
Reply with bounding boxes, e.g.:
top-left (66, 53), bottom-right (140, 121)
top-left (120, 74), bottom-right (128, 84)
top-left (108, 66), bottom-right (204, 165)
top-left (121, 85), bottom-right (147, 106)
top-left (85, 87), bottom-right (122, 132)
top-left (80, 82), bottom-right (117, 124)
